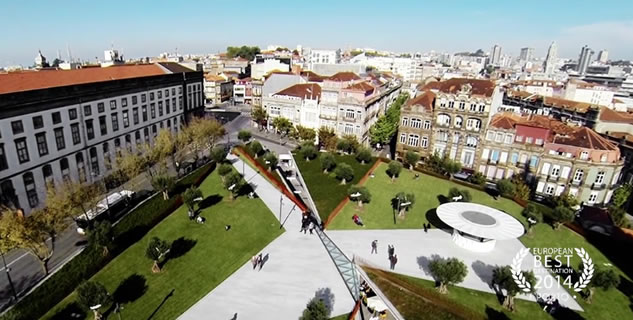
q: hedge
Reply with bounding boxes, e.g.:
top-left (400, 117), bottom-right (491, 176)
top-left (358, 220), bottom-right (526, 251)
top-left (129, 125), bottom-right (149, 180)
top-left (1, 162), bottom-right (215, 320)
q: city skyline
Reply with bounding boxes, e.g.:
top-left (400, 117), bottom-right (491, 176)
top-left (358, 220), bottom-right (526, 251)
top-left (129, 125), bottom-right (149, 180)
top-left (1, 0), bottom-right (633, 66)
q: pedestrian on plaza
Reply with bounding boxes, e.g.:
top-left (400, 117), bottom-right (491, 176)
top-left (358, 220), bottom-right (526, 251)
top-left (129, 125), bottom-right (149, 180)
top-left (257, 253), bottom-right (263, 271)
top-left (371, 240), bottom-right (378, 254)
top-left (251, 255), bottom-right (258, 269)
top-left (423, 223), bottom-right (428, 233)
top-left (309, 222), bottom-right (314, 234)
top-left (388, 245), bottom-right (394, 258)
top-left (390, 254), bottom-right (398, 270)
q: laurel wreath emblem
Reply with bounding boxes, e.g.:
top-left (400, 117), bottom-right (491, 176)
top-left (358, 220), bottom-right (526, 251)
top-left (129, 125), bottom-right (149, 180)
top-left (511, 247), bottom-right (532, 292)
top-left (573, 247), bottom-right (594, 292)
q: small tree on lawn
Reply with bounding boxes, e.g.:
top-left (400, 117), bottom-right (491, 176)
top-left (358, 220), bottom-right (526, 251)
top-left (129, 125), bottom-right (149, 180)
top-left (386, 161), bottom-right (403, 182)
top-left (264, 152), bottom-right (278, 171)
top-left (238, 130), bottom-right (252, 143)
top-left (492, 266), bottom-right (535, 312)
top-left (299, 143), bottom-right (318, 161)
top-left (334, 163), bottom-right (354, 185)
top-left (182, 187), bottom-right (203, 218)
top-left (583, 267), bottom-right (620, 304)
top-left (320, 153), bottom-right (336, 173)
top-left (608, 205), bottom-right (628, 227)
top-left (146, 237), bottom-right (170, 273)
top-left (300, 297), bottom-right (329, 320)
top-left (404, 150), bottom-right (420, 170)
top-left (77, 281), bottom-right (111, 320)
top-left (550, 205), bottom-right (575, 230)
top-left (550, 194), bottom-right (579, 210)
top-left (611, 183), bottom-right (632, 208)
top-left (522, 204), bottom-right (542, 234)
top-left (224, 172), bottom-right (245, 200)
top-left (496, 179), bottom-right (516, 197)
top-left (151, 174), bottom-right (175, 200)
top-left (295, 125), bottom-right (317, 143)
top-left (447, 188), bottom-right (472, 202)
top-left (355, 147), bottom-right (372, 164)
top-left (336, 135), bottom-right (359, 154)
top-left (468, 172), bottom-right (486, 186)
top-left (392, 192), bottom-right (415, 217)
top-left (348, 185), bottom-right (371, 207)
top-left (441, 157), bottom-right (461, 177)
top-left (218, 163), bottom-right (233, 182)
top-left (210, 146), bottom-right (228, 163)
top-left (251, 105), bottom-right (268, 130)
top-left (88, 221), bottom-right (113, 257)
top-left (428, 257), bottom-right (468, 294)
top-left (318, 127), bottom-right (338, 151)
top-left (249, 140), bottom-right (264, 158)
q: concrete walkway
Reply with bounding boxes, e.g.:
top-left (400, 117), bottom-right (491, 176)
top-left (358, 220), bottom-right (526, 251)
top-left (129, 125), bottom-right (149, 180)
top-left (178, 155), bottom-right (354, 320)
top-left (327, 229), bottom-right (583, 311)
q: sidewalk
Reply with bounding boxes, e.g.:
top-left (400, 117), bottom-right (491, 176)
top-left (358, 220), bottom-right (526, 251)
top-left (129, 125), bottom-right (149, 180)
top-left (178, 155), bottom-right (354, 319)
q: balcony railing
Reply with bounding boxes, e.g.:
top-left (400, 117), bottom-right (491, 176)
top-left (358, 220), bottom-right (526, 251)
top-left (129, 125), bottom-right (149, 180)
top-left (547, 175), bottom-right (560, 182)
top-left (570, 179), bottom-right (583, 186)
top-left (591, 183), bottom-right (606, 190)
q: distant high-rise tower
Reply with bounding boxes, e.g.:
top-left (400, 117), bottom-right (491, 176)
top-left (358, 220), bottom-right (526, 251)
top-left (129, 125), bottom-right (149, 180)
top-left (519, 47), bottom-right (534, 61)
top-left (577, 45), bottom-right (594, 75)
top-left (543, 41), bottom-right (558, 74)
top-left (490, 44), bottom-right (502, 65)
top-left (597, 50), bottom-right (608, 64)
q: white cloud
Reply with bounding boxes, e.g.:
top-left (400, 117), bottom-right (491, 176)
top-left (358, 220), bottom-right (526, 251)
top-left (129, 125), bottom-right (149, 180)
top-left (558, 21), bottom-right (633, 59)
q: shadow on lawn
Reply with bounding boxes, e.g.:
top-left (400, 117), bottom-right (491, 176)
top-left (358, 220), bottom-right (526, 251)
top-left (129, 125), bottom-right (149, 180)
top-left (425, 209), bottom-right (452, 233)
top-left (167, 237), bottom-right (197, 261)
top-left (146, 289), bottom-right (175, 320)
top-left (471, 260), bottom-right (496, 290)
top-left (113, 274), bottom-right (148, 304)
top-left (198, 194), bottom-right (222, 209)
top-left (484, 305), bottom-right (511, 320)
top-left (50, 301), bottom-right (86, 320)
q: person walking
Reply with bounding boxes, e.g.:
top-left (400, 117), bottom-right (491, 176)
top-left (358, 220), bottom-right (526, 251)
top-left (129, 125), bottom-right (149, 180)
top-left (309, 222), bottom-right (314, 234)
top-left (389, 254), bottom-right (398, 270)
top-left (251, 255), bottom-right (258, 270)
top-left (388, 245), bottom-right (395, 258)
top-left (371, 240), bottom-right (378, 254)
top-left (257, 253), bottom-right (263, 271)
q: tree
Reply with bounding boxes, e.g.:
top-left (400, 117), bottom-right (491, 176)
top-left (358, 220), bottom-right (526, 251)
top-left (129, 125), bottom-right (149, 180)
top-left (468, 172), bottom-right (486, 186)
top-left (584, 267), bottom-right (620, 303)
top-left (496, 179), bottom-right (515, 197)
top-left (249, 140), bottom-right (264, 158)
top-left (218, 163), bottom-right (234, 182)
top-left (404, 150), bottom-right (420, 170)
top-left (334, 163), bottom-right (354, 184)
top-left (368, 93), bottom-right (408, 146)
top-left (513, 180), bottom-right (531, 201)
top-left (116, 147), bottom-right (153, 185)
top-left (441, 157), bottom-right (462, 177)
top-left (299, 143), bottom-right (318, 161)
top-left (320, 153), bottom-right (336, 173)
top-left (224, 172), bottom-right (245, 200)
top-left (183, 118), bottom-right (226, 164)
top-left (522, 204), bottom-right (542, 234)
top-left (608, 205), bottom-right (628, 227)
top-left (88, 221), bottom-right (113, 257)
top-left (151, 174), bottom-right (175, 200)
top-left (77, 281), bottom-right (111, 320)
top-left (611, 183), bottom-right (632, 208)
top-left (550, 205), bottom-right (575, 230)
top-left (210, 146), bottom-right (228, 163)
top-left (272, 117), bottom-right (293, 136)
top-left (146, 237), bottom-right (170, 273)
top-left (318, 127), bottom-right (338, 151)
top-left (386, 161), bottom-right (403, 182)
top-left (263, 152), bottom-right (278, 171)
top-left (300, 297), bottom-right (329, 320)
top-left (238, 130), bottom-right (252, 143)
top-left (336, 135), bottom-right (359, 154)
top-left (348, 185), bottom-right (371, 207)
top-left (296, 125), bottom-right (316, 143)
top-left (392, 192), bottom-right (415, 217)
top-left (226, 45), bottom-right (261, 61)
top-left (492, 266), bottom-right (535, 311)
top-left (251, 106), bottom-right (268, 129)
top-left (151, 129), bottom-right (177, 169)
top-left (182, 187), bottom-right (203, 217)
top-left (355, 147), bottom-right (372, 165)
top-left (550, 194), bottom-right (579, 210)
top-left (428, 257), bottom-right (468, 294)
top-left (448, 188), bottom-right (472, 202)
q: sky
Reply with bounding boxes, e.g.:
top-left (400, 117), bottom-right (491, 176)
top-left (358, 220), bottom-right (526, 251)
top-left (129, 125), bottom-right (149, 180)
top-left (1, 0), bottom-right (632, 66)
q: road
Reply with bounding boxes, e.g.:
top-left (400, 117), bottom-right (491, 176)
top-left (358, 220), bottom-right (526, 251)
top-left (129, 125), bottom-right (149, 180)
top-left (0, 104), bottom-right (256, 311)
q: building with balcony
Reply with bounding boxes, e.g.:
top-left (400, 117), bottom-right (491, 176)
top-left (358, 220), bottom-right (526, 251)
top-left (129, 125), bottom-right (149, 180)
top-left (0, 63), bottom-right (204, 214)
top-left (396, 91), bottom-right (435, 160)
top-left (233, 78), bottom-right (252, 104)
top-left (203, 74), bottom-right (233, 105)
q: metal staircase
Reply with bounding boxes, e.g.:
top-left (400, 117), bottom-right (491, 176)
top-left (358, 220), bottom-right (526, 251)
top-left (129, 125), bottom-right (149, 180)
top-left (315, 227), bottom-right (360, 300)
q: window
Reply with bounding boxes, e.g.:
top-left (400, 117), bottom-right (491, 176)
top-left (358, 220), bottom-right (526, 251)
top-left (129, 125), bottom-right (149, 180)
top-left (54, 128), bottom-right (65, 150)
top-left (588, 192), bottom-right (598, 204)
top-left (530, 155), bottom-right (539, 167)
top-left (448, 101), bottom-right (454, 108)
top-left (454, 116), bottom-right (463, 128)
top-left (52, 112), bottom-right (61, 124)
top-left (0, 180), bottom-right (17, 208)
top-left (167, 119), bottom-right (171, 128)
top-left (504, 134), bottom-right (513, 144)
top-left (580, 151), bottom-right (589, 160)
top-left (545, 184), bottom-right (555, 195)
top-left (466, 118), bottom-right (481, 131)
top-left (158, 90), bottom-right (162, 99)
top-left (172, 88), bottom-right (176, 96)
top-left (421, 136), bottom-right (429, 148)
top-left (172, 98), bottom-right (177, 112)
top-left (121, 98), bottom-right (128, 108)
top-left (526, 137), bottom-right (533, 144)
top-left (90, 147), bottom-right (99, 176)
top-left (84, 105), bottom-right (92, 116)
top-left (402, 117), bottom-right (409, 127)
top-left (423, 120), bottom-right (431, 130)
top-left (551, 165), bottom-right (560, 177)
top-left (23, 172), bottom-right (38, 208)
top-left (151, 103), bottom-right (156, 119)
top-left (142, 105), bottom-right (148, 122)
top-left (76, 152), bottom-right (86, 182)
top-left (0, 144), bottom-right (7, 171)
top-left (86, 119), bottom-right (95, 140)
top-left (32, 116), bottom-right (44, 129)
top-left (150, 92), bottom-right (155, 101)
top-left (179, 98), bottom-right (183, 110)
top-left (43, 165), bottom-right (53, 186)
top-left (133, 108), bottom-right (139, 125)
top-left (135, 131), bottom-right (141, 144)
top-left (466, 136), bottom-right (478, 147)
top-left (345, 109), bottom-right (355, 119)
top-left (458, 102), bottom-right (465, 110)
top-left (11, 120), bottom-right (24, 134)
top-left (99, 116), bottom-right (107, 135)
top-left (535, 138), bottom-right (543, 145)
top-left (68, 108), bottom-right (77, 120)
top-left (411, 118), bottom-right (422, 129)
top-left (103, 143), bottom-right (111, 170)
top-left (165, 89), bottom-right (169, 97)
top-left (111, 113), bottom-right (119, 132)
top-left (600, 154), bottom-right (607, 162)
top-left (515, 135), bottom-right (523, 142)
top-left (470, 103), bottom-right (477, 111)
top-left (495, 133), bottom-right (504, 143)
top-left (452, 133), bottom-right (460, 144)
top-left (399, 133), bottom-right (406, 143)
top-left (408, 134), bottom-right (419, 147)
top-left (122, 110), bottom-right (129, 128)
top-left (486, 131), bottom-right (495, 141)
top-left (573, 169), bottom-right (584, 182)
top-left (143, 128), bottom-right (150, 144)
top-left (71, 123), bottom-right (81, 145)
top-left (595, 171), bottom-right (605, 185)
top-left (132, 96), bottom-right (138, 105)
top-left (437, 114), bottom-right (451, 126)
top-left (158, 101), bottom-right (164, 117)
top-left (110, 100), bottom-right (117, 110)
top-left (437, 131), bottom-right (449, 142)
top-left (179, 87), bottom-right (182, 94)
top-left (166, 100), bottom-right (170, 114)
top-left (491, 150), bottom-right (500, 163)
top-left (479, 104), bottom-right (485, 112)
top-left (152, 124), bottom-right (157, 135)
top-left (60, 158), bottom-right (70, 181)
top-left (15, 138), bottom-right (29, 163)
top-left (511, 152), bottom-right (519, 164)
top-left (141, 94), bottom-right (147, 103)
top-left (98, 102), bottom-right (105, 113)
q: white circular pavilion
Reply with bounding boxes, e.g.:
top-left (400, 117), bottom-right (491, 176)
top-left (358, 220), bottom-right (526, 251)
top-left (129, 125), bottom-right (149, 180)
top-left (436, 202), bottom-right (525, 252)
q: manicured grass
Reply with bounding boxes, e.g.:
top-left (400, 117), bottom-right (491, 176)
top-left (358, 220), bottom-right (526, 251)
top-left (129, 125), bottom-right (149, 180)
top-left (366, 269), bottom-right (549, 320)
top-left (329, 313), bottom-right (351, 320)
top-left (328, 162), bottom-right (525, 230)
top-left (295, 154), bottom-right (377, 221)
top-left (43, 168), bottom-right (284, 320)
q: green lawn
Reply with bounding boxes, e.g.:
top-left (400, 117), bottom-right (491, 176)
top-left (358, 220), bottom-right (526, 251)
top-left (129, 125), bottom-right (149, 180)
top-left (295, 154), bottom-right (377, 221)
top-left (43, 168), bottom-right (284, 320)
top-left (328, 162), bottom-right (633, 319)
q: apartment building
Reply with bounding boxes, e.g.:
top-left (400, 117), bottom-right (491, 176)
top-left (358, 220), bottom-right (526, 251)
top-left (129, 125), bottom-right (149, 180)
top-left (203, 74), bottom-right (233, 105)
top-left (564, 80), bottom-right (615, 107)
top-left (396, 91), bottom-right (435, 159)
top-left (0, 63), bottom-right (204, 213)
top-left (233, 78), bottom-right (252, 104)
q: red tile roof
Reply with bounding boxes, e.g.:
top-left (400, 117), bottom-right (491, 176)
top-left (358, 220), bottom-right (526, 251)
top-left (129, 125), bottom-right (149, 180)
top-left (344, 81), bottom-right (375, 95)
top-left (0, 64), bottom-right (169, 94)
top-left (326, 72), bottom-right (361, 82)
top-left (553, 127), bottom-right (618, 150)
top-left (274, 83), bottom-right (321, 100)
top-left (420, 78), bottom-right (495, 97)
top-left (300, 71), bottom-right (324, 82)
top-left (489, 114), bottom-right (521, 130)
top-left (599, 107), bottom-right (633, 124)
top-left (506, 90), bottom-right (597, 113)
top-left (404, 91), bottom-right (435, 112)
